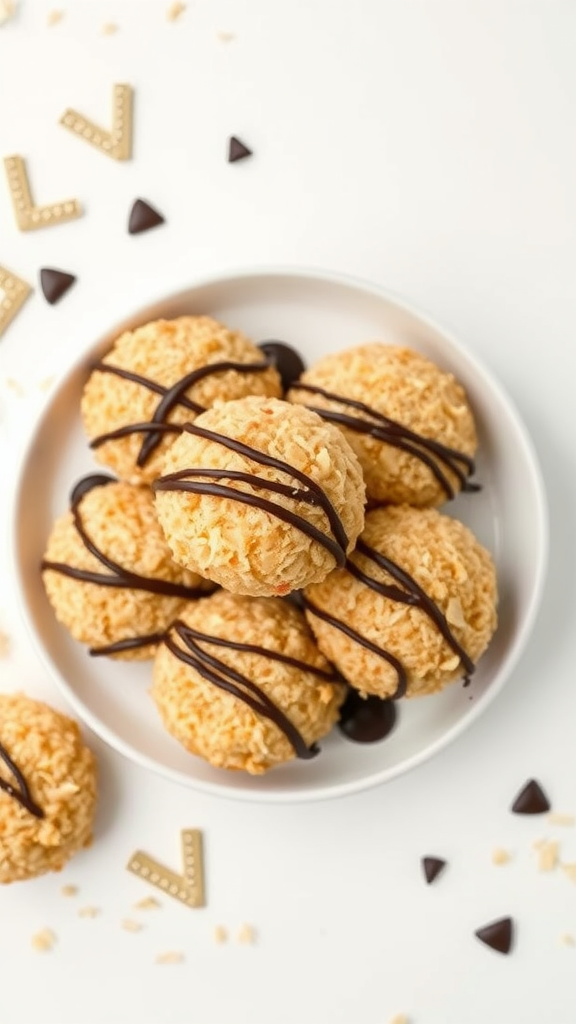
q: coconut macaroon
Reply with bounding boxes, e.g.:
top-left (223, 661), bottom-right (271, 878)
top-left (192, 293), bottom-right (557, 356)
top-left (153, 395), bottom-right (366, 597)
top-left (81, 315), bottom-right (282, 485)
top-left (41, 474), bottom-right (211, 659)
top-left (0, 693), bottom-right (97, 884)
top-left (151, 590), bottom-right (345, 774)
top-left (288, 343), bottom-right (478, 507)
top-left (303, 505), bottom-right (497, 699)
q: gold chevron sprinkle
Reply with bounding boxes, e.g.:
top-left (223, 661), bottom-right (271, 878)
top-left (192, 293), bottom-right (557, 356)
top-left (0, 263), bottom-right (32, 339)
top-left (59, 83), bottom-right (133, 161)
top-left (3, 155), bottom-right (82, 232)
top-left (127, 829), bottom-right (205, 909)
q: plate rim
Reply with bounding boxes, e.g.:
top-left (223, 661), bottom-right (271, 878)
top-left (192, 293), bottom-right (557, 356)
top-left (10, 263), bottom-right (550, 803)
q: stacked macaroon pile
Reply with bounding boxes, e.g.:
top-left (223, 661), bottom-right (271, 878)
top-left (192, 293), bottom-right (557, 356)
top-left (40, 315), bottom-right (498, 776)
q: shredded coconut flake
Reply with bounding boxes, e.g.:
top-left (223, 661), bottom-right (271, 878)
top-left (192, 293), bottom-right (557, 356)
top-left (134, 896), bottom-right (161, 910)
top-left (78, 906), bottom-right (100, 918)
top-left (491, 848), bottom-right (512, 866)
top-left (31, 928), bottom-right (56, 952)
top-left (156, 951), bottom-right (184, 964)
top-left (537, 840), bottom-right (559, 873)
top-left (548, 813), bottom-right (575, 827)
top-left (237, 923), bottom-right (256, 944)
top-left (122, 919), bottom-right (143, 932)
top-left (166, 2), bottom-right (185, 20)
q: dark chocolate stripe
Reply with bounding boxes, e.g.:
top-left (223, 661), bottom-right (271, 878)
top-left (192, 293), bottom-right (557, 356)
top-left (301, 596), bottom-right (408, 699)
top-left (291, 382), bottom-right (479, 499)
top-left (0, 740), bottom-right (44, 819)
top-left (41, 473), bottom-right (208, 599)
top-left (169, 620), bottom-right (337, 681)
top-left (353, 538), bottom-right (475, 679)
top-left (153, 422), bottom-right (350, 567)
top-left (90, 631), bottom-right (168, 656)
top-left (164, 620), bottom-right (322, 760)
top-left (303, 539), bottom-right (476, 696)
top-left (90, 357), bottom-right (271, 466)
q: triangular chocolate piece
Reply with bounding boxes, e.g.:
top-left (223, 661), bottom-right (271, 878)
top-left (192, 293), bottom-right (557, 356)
top-left (39, 268), bottom-right (76, 305)
top-left (511, 779), bottom-right (551, 815)
top-left (422, 856), bottom-right (446, 885)
top-left (228, 136), bottom-right (252, 163)
top-left (128, 199), bottom-right (165, 235)
top-left (474, 916), bottom-right (514, 955)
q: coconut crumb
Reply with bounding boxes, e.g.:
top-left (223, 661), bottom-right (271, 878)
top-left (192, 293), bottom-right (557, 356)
top-left (491, 847), bottom-right (512, 866)
top-left (0, 1), bottom-right (15, 27)
top-left (389, 1015), bottom-right (410, 1024)
top-left (446, 596), bottom-right (465, 628)
top-left (0, 630), bottom-right (10, 657)
top-left (61, 884), bottom-right (78, 897)
top-left (237, 923), bottom-right (256, 944)
top-left (47, 9), bottom-right (64, 26)
top-left (537, 840), bottom-right (559, 873)
top-left (166, 2), bottom-right (185, 20)
top-left (213, 925), bottom-right (228, 944)
top-left (38, 375), bottom-right (55, 392)
top-left (134, 896), bottom-right (161, 910)
top-left (101, 22), bottom-right (118, 35)
top-left (561, 863), bottom-right (576, 884)
top-left (548, 813), bottom-right (575, 827)
top-left (216, 31), bottom-right (236, 43)
top-left (122, 919), bottom-right (143, 933)
top-left (156, 951), bottom-right (184, 964)
top-left (6, 377), bottom-right (24, 396)
top-left (31, 928), bottom-right (56, 952)
top-left (560, 933), bottom-right (575, 946)
top-left (78, 906), bottom-right (100, 918)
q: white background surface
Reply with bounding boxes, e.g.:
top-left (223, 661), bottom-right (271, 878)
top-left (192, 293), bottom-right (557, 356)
top-left (1, 2), bottom-right (575, 1023)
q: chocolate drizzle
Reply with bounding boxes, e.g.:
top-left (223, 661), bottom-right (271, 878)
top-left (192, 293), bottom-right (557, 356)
top-left (89, 631), bottom-right (168, 657)
top-left (164, 619), bottom-right (339, 759)
top-left (291, 382), bottom-right (479, 500)
top-left (304, 540), bottom-right (475, 697)
top-left (153, 422), bottom-right (350, 567)
top-left (0, 740), bottom-right (44, 818)
top-left (350, 539), bottom-right (475, 679)
top-left (302, 595), bottom-right (408, 699)
top-left (41, 473), bottom-right (210, 602)
top-left (89, 357), bottom-right (271, 466)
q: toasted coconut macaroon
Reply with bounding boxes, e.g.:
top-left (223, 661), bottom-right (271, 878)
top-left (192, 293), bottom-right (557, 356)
top-left (303, 505), bottom-right (497, 699)
top-left (151, 590), bottom-right (345, 774)
top-left (153, 395), bottom-right (366, 597)
top-left (81, 315), bottom-right (282, 485)
top-left (288, 343), bottom-right (479, 507)
top-left (0, 692), bottom-right (97, 884)
top-left (41, 474), bottom-right (211, 659)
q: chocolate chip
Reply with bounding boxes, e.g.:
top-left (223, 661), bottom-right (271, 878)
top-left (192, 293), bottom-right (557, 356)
top-left (422, 856), bottom-right (446, 884)
top-left (511, 779), bottom-right (551, 815)
top-left (337, 689), bottom-right (397, 743)
top-left (474, 916), bottom-right (514, 955)
top-left (228, 136), bottom-right (252, 163)
top-left (39, 268), bottom-right (76, 305)
top-left (259, 341), bottom-right (305, 391)
top-left (128, 199), bottom-right (165, 235)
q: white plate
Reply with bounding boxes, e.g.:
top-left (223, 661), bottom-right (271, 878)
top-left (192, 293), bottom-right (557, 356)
top-left (12, 267), bottom-right (548, 802)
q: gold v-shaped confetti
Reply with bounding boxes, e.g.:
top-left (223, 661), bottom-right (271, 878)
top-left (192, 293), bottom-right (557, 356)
top-left (126, 829), bottom-right (205, 908)
top-left (59, 83), bottom-right (133, 161)
top-left (0, 263), bottom-right (32, 339)
top-left (3, 155), bottom-right (82, 232)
